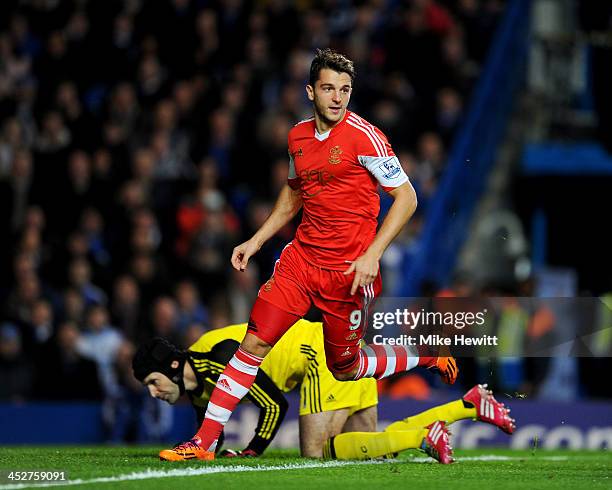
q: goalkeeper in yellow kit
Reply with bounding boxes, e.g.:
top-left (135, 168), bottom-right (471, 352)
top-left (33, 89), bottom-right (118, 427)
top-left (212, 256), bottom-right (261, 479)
top-left (133, 319), bottom-right (515, 463)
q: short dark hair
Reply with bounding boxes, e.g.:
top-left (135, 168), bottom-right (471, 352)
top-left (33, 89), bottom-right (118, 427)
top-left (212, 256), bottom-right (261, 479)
top-left (309, 48), bottom-right (355, 87)
top-left (132, 337), bottom-right (186, 383)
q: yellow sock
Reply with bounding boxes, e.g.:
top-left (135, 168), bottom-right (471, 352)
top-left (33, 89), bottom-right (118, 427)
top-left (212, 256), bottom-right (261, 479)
top-left (385, 399), bottom-right (476, 432)
top-left (323, 430), bottom-right (427, 460)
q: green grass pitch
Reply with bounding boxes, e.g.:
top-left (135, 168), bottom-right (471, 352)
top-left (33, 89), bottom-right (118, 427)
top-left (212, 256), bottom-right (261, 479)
top-left (0, 447), bottom-right (610, 489)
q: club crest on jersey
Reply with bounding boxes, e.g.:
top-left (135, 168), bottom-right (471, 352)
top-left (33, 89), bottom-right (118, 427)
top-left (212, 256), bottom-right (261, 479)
top-left (378, 158), bottom-right (401, 179)
top-left (328, 145), bottom-right (342, 165)
top-left (292, 147), bottom-right (303, 158)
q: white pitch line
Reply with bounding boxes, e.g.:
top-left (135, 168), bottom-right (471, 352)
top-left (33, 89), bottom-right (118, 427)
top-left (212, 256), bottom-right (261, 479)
top-left (0, 455), bottom-right (570, 489)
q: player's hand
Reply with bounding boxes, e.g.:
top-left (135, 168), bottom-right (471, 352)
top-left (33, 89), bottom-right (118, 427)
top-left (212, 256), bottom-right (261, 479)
top-left (219, 449), bottom-right (240, 458)
top-left (231, 238), bottom-right (261, 271)
top-left (219, 449), bottom-right (259, 458)
top-left (343, 252), bottom-right (379, 295)
top-left (239, 449), bottom-right (259, 457)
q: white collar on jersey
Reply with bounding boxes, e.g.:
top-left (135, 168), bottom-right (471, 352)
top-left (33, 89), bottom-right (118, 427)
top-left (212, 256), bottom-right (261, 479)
top-left (314, 128), bottom-right (331, 141)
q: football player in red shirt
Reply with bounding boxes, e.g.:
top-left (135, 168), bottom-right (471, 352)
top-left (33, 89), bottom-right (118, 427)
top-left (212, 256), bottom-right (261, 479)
top-left (162, 49), bottom-right (458, 461)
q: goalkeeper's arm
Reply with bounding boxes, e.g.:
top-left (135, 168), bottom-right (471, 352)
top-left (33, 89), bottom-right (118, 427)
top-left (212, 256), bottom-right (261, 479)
top-left (241, 369), bottom-right (289, 455)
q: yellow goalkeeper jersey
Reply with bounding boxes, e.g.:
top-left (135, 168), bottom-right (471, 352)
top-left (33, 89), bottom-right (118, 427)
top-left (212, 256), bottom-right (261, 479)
top-left (189, 319), bottom-right (377, 417)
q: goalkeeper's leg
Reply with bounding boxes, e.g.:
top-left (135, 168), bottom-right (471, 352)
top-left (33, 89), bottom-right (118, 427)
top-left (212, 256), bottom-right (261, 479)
top-left (385, 399), bottom-right (476, 432)
top-left (300, 409), bottom-right (351, 457)
top-left (311, 406), bottom-right (453, 463)
top-left (324, 422), bottom-right (453, 464)
top-left (385, 384), bottom-right (515, 434)
top-left (323, 428), bottom-right (427, 459)
top-left (300, 406), bottom-right (428, 460)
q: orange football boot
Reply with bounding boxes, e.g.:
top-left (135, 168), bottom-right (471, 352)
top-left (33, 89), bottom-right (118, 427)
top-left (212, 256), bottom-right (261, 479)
top-left (159, 436), bottom-right (215, 461)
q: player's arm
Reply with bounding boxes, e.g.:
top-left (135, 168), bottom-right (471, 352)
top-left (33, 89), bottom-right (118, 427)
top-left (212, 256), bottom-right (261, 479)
top-left (231, 183), bottom-right (302, 271)
top-left (366, 181), bottom-right (417, 259)
top-left (345, 180), bottom-right (417, 295)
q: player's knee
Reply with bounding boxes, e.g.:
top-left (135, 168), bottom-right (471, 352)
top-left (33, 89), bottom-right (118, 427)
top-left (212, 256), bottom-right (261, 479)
top-left (329, 369), bottom-right (355, 381)
top-left (325, 359), bottom-right (354, 381)
top-left (241, 333), bottom-right (272, 358)
top-left (325, 355), bottom-right (359, 381)
top-left (324, 342), bottom-right (361, 379)
top-left (301, 444), bottom-right (324, 458)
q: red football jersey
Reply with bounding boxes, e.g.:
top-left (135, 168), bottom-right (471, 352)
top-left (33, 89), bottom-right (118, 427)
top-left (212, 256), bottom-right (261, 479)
top-left (287, 110), bottom-right (408, 270)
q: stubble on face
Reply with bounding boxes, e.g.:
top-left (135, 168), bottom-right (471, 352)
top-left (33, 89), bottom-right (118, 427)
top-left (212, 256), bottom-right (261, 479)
top-left (144, 372), bottom-right (180, 404)
top-left (307, 68), bottom-right (352, 132)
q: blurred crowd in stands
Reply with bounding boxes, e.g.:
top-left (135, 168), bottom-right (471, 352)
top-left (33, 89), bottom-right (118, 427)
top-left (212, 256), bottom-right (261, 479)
top-left (0, 0), bottom-right (506, 409)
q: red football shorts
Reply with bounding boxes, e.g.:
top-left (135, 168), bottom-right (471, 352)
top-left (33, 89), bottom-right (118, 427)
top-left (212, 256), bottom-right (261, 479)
top-left (247, 242), bottom-right (382, 374)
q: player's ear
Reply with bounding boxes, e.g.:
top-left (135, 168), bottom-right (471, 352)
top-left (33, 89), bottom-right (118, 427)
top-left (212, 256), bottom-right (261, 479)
top-left (306, 84), bottom-right (315, 101)
top-left (171, 360), bottom-right (179, 369)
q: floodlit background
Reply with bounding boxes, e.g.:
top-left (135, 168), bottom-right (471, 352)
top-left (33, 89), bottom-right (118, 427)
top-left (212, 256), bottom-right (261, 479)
top-left (0, 0), bottom-right (610, 448)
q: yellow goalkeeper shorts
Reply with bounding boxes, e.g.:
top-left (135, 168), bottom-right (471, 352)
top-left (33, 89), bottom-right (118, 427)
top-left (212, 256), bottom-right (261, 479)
top-left (299, 355), bottom-right (378, 416)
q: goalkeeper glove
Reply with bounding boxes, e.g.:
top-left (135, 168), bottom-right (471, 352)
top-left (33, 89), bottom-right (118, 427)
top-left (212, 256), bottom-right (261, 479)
top-left (219, 449), bottom-right (259, 458)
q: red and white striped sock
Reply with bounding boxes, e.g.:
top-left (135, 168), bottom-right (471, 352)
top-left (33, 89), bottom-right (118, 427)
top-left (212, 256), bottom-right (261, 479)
top-left (354, 344), bottom-right (420, 380)
top-left (195, 347), bottom-right (263, 451)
